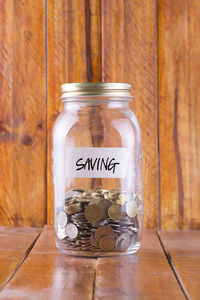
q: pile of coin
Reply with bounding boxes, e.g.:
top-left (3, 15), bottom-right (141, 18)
top-left (56, 187), bottom-right (140, 252)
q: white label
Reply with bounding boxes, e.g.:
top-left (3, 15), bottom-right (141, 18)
top-left (66, 147), bottom-right (129, 178)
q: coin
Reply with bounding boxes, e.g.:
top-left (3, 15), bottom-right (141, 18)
top-left (65, 197), bottom-right (76, 205)
top-left (126, 201), bottom-right (138, 218)
top-left (82, 192), bottom-right (93, 199)
top-left (108, 204), bottom-right (122, 220)
top-left (95, 226), bottom-right (114, 242)
top-left (109, 190), bottom-right (121, 201)
top-left (92, 192), bottom-right (104, 198)
top-left (99, 199), bottom-right (112, 215)
top-left (116, 193), bottom-right (127, 205)
top-left (128, 226), bottom-right (139, 234)
top-left (72, 188), bottom-right (85, 193)
top-left (57, 224), bottom-right (68, 240)
top-left (95, 187), bottom-right (104, 193)
top-left (89, 198), bottom-right (101, 205)
top-left (99, 234), bottom-right (115, 251)
top-left (76, 197), bottom-right (91, 203)
top-left (65, 203), bottom-right (82, 215)
top-left (58, 187), bottom-right (141, 253)
top-left (116, 233), bottom-right (131, 251)
top-left (57, 211), bottom-right (68, 227)
top-left (90, 234), bottom-right (98, 246)
top-left (85, 204), bottom-right (104, 223)
top-left (66, 223), bottom-right (79, 239)
top-left (118, 238), bottom-right (130, 251)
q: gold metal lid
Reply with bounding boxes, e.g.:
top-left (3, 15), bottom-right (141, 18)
top-left (61, 83), bottom-right (132, 100)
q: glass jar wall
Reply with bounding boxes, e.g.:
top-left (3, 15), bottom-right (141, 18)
top-left (53, 83), bottom-right (143, 257)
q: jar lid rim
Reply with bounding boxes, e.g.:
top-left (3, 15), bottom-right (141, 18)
top-left (61, 82), bottom-right (132, 99)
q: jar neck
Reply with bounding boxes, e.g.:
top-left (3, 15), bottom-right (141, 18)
top-left (63, 96), bottom-right (131, 110)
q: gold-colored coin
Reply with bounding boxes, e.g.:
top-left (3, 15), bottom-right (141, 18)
top-left (116, 193), bottom-right (127, 205)
top-left (92, 192), bottom-right (104, 199)
top-left (95, 226), bottom-right (114, 242)
top-left (94, 186), bottom-right (104, 193)
top-left (76, 197), bottom-right (90, 203)
top-left (72, 188), bottom-right (85, 193)
top-left (82, 192), bottom-right (93, 199)
top-left (99, 234), bottom-right (115, 251)
top-left (84, 204), bottom-right (104, 223)
top-left (109, 190), bottom-right (121, 201)
top-left (65, 197), bottom-right (76, 205)
top-left (89, 198), bottom-right (101, 205)
top-left (64, 203), bottom-right (82, 215)
top-left (99, 199), bottom-right (112, 215)
top-left (108, 204), bottom-right (122, 220)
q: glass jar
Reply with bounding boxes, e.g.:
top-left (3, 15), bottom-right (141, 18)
top-left (53, 83), bottom-right (143, 257)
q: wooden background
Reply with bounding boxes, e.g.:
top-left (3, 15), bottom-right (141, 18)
top-left (0, 0), bottom-right (200, 230)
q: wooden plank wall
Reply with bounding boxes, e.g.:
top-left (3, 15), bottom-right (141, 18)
top-left (0, 0), bottom-right (46, 227)
top-left (158, 0), bottom-right (200, 229)
top-left (0, 0), bottom-right (200, 229)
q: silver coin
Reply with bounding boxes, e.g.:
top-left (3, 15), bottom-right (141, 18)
top-left (57, 211), bottom-right (68, 227)
top-left (57, 224), bottom-right (67, 240)
top-left (66, 223), bottom-right (79, 239)
top-left (116, 232), bottom-right (131, 251)
top-left (126, 201), bottom-right (138, 218)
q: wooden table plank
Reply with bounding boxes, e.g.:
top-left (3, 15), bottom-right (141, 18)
top-left (0, 226), bottom-right (96, 300)
top-left (94, 231), bottom-right (184, 300)
top-left (0, 227), bottom-right (41, 291)
top-left (159, 230), bottom-right (200, 300)
top-left (0, 228), bottom-right (185, 299)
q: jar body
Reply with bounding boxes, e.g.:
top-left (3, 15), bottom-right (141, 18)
top-left (53, 97), bottom-right (143, 257)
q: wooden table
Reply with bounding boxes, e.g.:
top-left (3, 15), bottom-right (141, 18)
top-left (0, 226), bottom-right (199, 299)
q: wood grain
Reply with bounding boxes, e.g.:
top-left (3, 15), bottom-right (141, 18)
top-left (0, 227), bottom-right (185, 299)
top-left (0, 226), bottom-right (96, 300)
top-left (0, 226), bottom-right (40, 290)
top-left (1, 0), bottom-right (200, 229)
top-left (94, 230), bottom-right (184, 300)
top-left (159, 230), bottom-right (200, 300)
top-left (47, 0), bottom-right (102, 224)
top-left (102, 0), bottom-right (158, 228)
top-left (0, 0), bottom-right (13, 225)
top-left (158, 0), bottom-right (200, 229)
top-left (0, 0), bottom-right (46, 226)
top-left (188, 0), bottom-right (200, 229)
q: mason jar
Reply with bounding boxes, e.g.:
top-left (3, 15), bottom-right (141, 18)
top-left (53, 83), bottom-right (143, 257)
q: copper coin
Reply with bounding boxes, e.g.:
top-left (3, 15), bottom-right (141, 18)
top-left (90, 234), bottom-right (98, 246)
top-left (85, 204), bottom-right (104, 223)
top-left (95, 226), bottom-right (114, 242)
top-left (99, 234), bottom-right (115, 251)
top-left (108, 204), bottom-right (122, 220)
